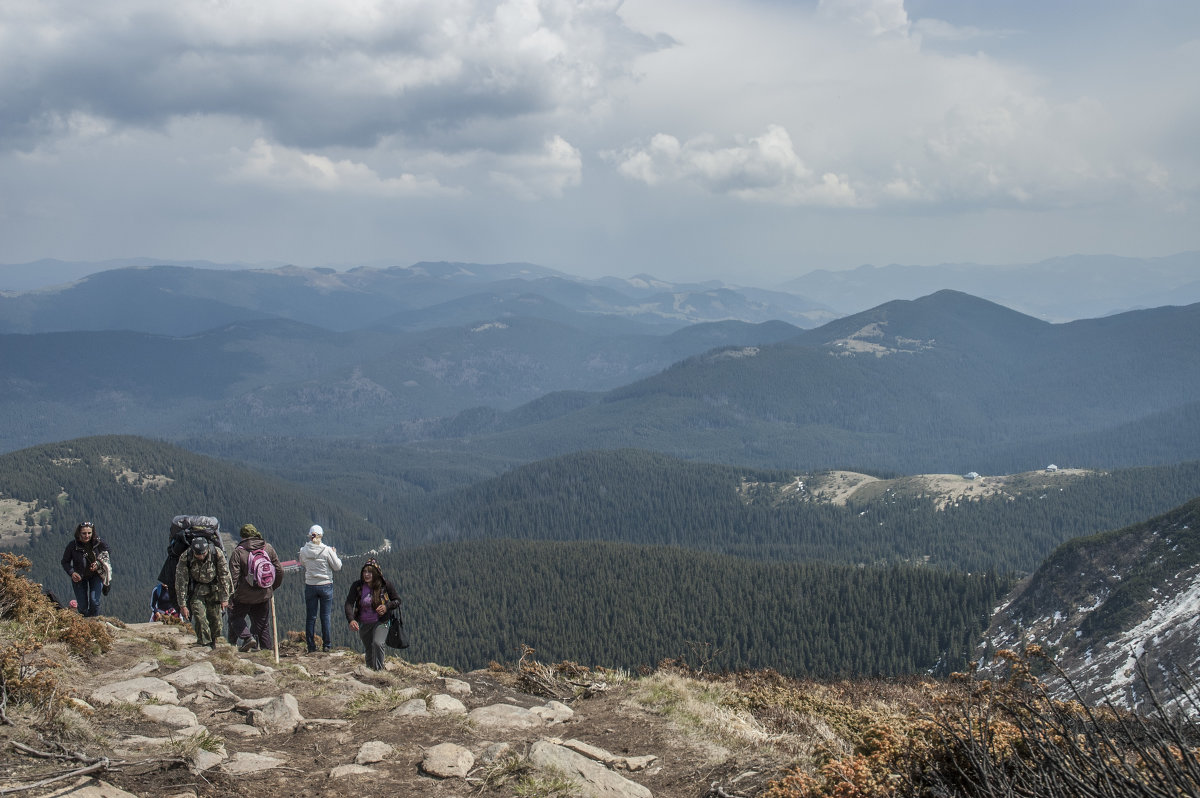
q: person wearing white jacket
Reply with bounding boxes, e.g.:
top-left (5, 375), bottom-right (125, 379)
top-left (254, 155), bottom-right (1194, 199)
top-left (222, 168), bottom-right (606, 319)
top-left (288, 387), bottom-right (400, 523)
top-left (299, 525), bottom-right (343, 653)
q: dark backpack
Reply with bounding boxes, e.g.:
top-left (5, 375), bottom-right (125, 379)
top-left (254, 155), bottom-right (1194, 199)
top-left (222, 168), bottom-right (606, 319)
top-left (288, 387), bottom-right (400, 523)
top-left (168, 515), bottom-right (220, 557)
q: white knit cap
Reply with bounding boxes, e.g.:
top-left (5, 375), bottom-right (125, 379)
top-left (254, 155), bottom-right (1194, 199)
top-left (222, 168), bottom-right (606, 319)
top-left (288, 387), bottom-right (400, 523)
top-left (308, 524), bottom-right (324, 539)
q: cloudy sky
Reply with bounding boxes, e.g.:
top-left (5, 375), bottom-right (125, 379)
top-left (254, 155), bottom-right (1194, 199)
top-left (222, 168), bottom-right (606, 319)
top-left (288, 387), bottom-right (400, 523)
top-left (1, 0), bottom-right (1197, 286)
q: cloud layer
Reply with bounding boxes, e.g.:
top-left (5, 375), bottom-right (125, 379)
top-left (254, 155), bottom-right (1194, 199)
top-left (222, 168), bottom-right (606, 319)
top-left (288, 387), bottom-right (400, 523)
top-left (1, 0), bottom-right (1197, 279)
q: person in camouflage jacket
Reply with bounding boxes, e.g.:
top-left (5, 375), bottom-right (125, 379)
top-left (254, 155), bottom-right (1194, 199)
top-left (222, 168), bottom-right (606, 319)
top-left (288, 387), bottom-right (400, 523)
top-left (175, 537), bottom-right (233, 647)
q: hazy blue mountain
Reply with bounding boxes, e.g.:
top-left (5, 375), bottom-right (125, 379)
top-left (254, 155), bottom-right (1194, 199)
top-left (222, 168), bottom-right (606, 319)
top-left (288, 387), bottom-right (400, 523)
top-left (0, 310), bottom-right (801, 452)
top-left (0, 261), bottom-right (829, 336)
top-left (782, 251), bottom-right (1200, 321)
top-left (0, 257), bottom-right (268, 292)
top-left (416, 292), bottom-right (1200, 474)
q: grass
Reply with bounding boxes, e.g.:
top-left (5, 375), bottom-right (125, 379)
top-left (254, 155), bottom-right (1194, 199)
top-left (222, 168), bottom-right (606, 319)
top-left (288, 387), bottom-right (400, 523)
top-left (512, 770), bottom-right (581, 798)
top-left (343, 686), bottom-right (423, 717)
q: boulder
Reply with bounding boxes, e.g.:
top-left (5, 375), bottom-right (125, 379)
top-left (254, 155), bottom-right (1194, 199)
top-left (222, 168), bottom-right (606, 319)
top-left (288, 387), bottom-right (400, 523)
top-left (531, 700), bottom-right (574, 724)
top-left (248, 693), bottom-right (304, 734)
top-left (141, 704), bottom-right (199, 728)
top-left (420, 742), bottom-right (475, 779)
top-left (391, 698), bottom-right (430, 718)
top-left (220, 751), bottom-right (287, 775)
top-left (439, 677), bottom-right (471, 696)
top-left (90, 677), bottom-right (178, 706)
top-left (162, 661), bottom-right (220, 688)
top-left (355, 740), bottom-right (395, 764)
top-left (468, 703), bottom-right (543, 730)
top-left (330, 764), bottom-right (377, 779)
top-left (530, 741), bottom-right (652, 798)
top-left (427, 694), bottom-right (467, 715)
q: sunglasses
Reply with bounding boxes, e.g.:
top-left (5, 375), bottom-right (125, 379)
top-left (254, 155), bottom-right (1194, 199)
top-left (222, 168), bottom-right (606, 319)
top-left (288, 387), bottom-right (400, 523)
top-left (80, 522), bottom-right (95, 529)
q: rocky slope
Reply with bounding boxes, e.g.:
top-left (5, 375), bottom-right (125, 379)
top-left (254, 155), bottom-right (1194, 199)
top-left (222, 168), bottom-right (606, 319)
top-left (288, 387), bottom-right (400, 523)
top-left (1, 620), bottom-right (805, 798)
top-left (977, 496), bottom-right (1200, 718)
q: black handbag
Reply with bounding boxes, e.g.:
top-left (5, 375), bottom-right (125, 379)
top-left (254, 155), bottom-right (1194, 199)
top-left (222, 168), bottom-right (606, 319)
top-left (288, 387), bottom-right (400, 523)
top-left (385, 613), bottom-right (409, 649)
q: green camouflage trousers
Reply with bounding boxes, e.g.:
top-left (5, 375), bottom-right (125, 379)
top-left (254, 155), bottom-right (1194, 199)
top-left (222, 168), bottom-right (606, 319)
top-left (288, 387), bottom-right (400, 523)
top-left (188, 596), bottom-right (223, 645)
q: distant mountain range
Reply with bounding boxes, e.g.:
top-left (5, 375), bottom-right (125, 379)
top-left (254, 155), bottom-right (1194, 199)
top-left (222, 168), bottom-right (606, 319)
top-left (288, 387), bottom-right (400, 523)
top-left (783, 251), bottom-right (1200, 321)
top-left (0, 261), bottom-right (834, 335)
top-left (3, 275), bottom-right (1197, 474)
top-left (420, 291), bottom-right (1200, 474)
top-left (4, 251), bottom-right (1196, 324)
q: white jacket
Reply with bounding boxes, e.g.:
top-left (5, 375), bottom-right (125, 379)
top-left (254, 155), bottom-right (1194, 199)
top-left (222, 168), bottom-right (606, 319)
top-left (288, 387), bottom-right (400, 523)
top-left (299, 540), bottom-right (343, 585)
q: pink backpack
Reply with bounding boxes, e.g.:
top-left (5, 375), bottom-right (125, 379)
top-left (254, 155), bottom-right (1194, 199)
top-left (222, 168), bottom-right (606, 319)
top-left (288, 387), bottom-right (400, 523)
top-left (243, 547), bottom-right (276, 588)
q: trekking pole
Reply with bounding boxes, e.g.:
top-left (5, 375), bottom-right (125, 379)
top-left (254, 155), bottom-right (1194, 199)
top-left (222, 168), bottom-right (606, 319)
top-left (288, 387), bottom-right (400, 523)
top-left (270, 595), bottom-right (280, 664)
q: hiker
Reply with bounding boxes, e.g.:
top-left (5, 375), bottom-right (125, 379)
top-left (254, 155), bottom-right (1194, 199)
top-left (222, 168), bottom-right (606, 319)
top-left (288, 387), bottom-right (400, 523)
top-left (344, 559), bottom-right (400, 671)
top-left (227, 523), bottom-right (283, 652)
top-left (60, 522), bottom-right (110, 617)
top-left (149, 582), bottom-right (180, 622)
top-left (299, 524), bottom-right (342, 653)
top-left (175, 537), bottom-right (232, 647)
top-left (156, 516), bottom-right (220, 610)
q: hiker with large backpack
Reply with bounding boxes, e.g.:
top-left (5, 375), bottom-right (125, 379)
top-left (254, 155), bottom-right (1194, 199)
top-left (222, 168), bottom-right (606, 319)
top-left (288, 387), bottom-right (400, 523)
top-left (175, 536), bottom-right (232, 648)
top-left (156, 515), bottom-right (220, 610)
top-left (226, 523), bottom-right (283, 652)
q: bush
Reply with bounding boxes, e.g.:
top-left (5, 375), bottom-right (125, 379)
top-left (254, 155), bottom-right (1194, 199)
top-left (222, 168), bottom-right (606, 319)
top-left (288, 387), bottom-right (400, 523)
top-left (0, 553), bottom-right (113, 723)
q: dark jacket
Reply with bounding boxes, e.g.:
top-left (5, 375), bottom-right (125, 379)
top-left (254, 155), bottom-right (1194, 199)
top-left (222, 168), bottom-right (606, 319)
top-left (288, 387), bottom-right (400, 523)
top-left (344, 578), bottom-right (401, 624)
top-left (61, 536), bottom-right (109, 579)
top-left (228, 538), bottom-right (283, 605)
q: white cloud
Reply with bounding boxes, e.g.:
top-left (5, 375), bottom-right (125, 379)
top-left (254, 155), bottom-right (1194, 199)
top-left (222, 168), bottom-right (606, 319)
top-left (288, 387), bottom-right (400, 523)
top-left (612, 125), bottom-right (858, 206)
top-left (231, 139), bottom-right (458, 197)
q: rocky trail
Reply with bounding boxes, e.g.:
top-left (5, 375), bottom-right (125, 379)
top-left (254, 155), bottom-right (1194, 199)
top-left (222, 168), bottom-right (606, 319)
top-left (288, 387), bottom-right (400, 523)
top-left (2, 620), bottom-right (761, 798)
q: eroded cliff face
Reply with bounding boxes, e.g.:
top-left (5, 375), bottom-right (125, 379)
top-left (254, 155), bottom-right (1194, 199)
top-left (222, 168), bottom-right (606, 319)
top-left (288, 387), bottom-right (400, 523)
top-left (978, 497), bottom-right (1200, 717)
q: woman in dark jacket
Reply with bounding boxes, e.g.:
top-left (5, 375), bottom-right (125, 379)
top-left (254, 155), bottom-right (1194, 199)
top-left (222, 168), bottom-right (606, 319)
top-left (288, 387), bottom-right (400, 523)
top-left (60, 522), bottom-right (110, 617)
top-left (344, 559), bottom-right (400, 670)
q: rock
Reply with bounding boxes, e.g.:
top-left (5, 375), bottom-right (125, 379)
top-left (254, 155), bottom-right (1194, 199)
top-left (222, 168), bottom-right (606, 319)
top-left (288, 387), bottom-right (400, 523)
top-left (203, 681), bottom-right (240, 700)
top-left (427, 694), bottom-right (467, 715)
top-left (530, 740), bottom-right (652, 798)
top-left (67, 697), bottom-right (95, 714)
top-left (234, 696), bottom-right (276, 711)
top-left (391, 698), bottom-right (430, 718)
top-left (330, 764), bottom-right (377, 779)
top-left (355, 740), bottom-right (395, 764)
top-left (220, 751), bottom-right (287, 775)
top-left (126, 660), bottom-right (160, 677)
top-left (341, 677), bottom-right (377, 694)
top-left (141, 704), bottom-right (199, 728)
top-left (43, 777), bottom-right (140, 797)
top-left (190, 745), bottom-right (227, 773)
top-left (420, 742), bottom-right (475, 779)
top-left (439, 677), bottom-right (471, 696)
top-left (248, 693), bottom-right (304, 734)
top-left (481, 742), bottom-right (515, 763)
top-left (90, 677), bottom-right (178, 706)
top-left (531, 700), bottom-right (574, 724)
top-left (620, 755), bottom-right (658, 772)
top-left (162, 661), bottom-right (220, 688)
top-left (469, 703), bottom-right (543, 730)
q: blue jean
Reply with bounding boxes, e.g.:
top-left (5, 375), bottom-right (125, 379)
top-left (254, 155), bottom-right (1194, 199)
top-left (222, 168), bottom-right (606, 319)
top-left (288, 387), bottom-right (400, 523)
top-left (72, 573), bottom-right (103, 617)
top-left (305, 582), bottom-right (335, 651)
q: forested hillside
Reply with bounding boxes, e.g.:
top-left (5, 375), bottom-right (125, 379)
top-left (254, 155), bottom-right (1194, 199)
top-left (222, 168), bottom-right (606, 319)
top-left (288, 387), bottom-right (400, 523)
top-left (394, 449), bottom-right (1200, 574)
top-left (372, 539), bottom-right (1008, 677)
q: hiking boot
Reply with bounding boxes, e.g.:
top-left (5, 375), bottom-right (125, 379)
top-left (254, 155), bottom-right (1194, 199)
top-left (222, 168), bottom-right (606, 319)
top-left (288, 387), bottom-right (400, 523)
top-left (237, 636), bottom-right (258, 653)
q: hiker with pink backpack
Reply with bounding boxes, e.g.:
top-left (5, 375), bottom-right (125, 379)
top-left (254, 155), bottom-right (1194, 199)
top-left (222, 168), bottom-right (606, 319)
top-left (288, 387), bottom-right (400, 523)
top-left (226, 523), bottom-right (284, 653)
